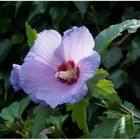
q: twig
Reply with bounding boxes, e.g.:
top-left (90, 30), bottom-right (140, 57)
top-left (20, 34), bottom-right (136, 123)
top-left (134, 121), bottom-right (140, 124)
top-left (60, 129), bottom-right (67, 138)
top-left (121, 104), bottom-right (140, 121)
top-left (94, 102), bottom-right (106, 108)
top-left (111, 33), bottom-right (130, 48)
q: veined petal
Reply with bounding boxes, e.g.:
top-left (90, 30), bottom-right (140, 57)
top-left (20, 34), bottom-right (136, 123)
top-left (10, 64), bottom-right (22, 91)
top-left (19, 58), bottom-right (88, 108)
top-left (19, 59), bottom-right (83, 108)
top-left (67, 84), bottom-right (87, 104)
top-left (25, 29), bottom-right (62, 70)
top-left (19, 59), bottom-right (56, 98)
top-left (35, 81), bottom-right (88, 109)
top-left (78, 51), bottom-right (100, 81)
top-left (34, 66), bottom-right (90, 108)
top-left (55, 26), bottom-right (95, 64)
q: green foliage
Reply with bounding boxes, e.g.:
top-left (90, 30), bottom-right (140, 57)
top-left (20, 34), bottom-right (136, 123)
top-left (0, 120), bottom-right (32, 138)
top-left (73, 1), bottom-right (89, 16)
top-left (89, 78), bottom-right (122, 104)
top-left (18, 97), bottom-right (31, 117)
top-left (49, 5), bottom-right (67, 28)
top-left (0, 97), bottom-right (30, 122)
top-left (95, 19), bottom-right (140, 55)
top-left (67, 99), bottom-right (89, 134)
top-left (31, 105), bottom-right (51, 138)
top-left (0, 40), bottom-right (12, 62)
top-left (25, 22), bottom-right (37, 48)
top-left (87, 115), bottom-right (135, 138)
top-left (102, 47), bottom-right (123, 69)
top-left (87, 69), bottom-right (122, 108)
top-left (88, 118), bottom-right (125, 138)
top-left (108, 69), bottom-right (128, 89)
top-left (88, 68), bottom-right (109, 84)
top-left (123, 101), bottom-right (140, 116)
top-left (27, 2), bottom-right (47, 22)
top-left (125, 115), bottom-right (135, 138)
top-left (0, 97), bottom-right (31, 138)
top-left (46, 115), bottom-right (68, 137)
top-left (123, 36), bottom-right (140, 65)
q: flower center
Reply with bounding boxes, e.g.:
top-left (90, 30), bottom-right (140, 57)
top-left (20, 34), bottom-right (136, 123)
top-left (55, 60), bottom-right (80, 85)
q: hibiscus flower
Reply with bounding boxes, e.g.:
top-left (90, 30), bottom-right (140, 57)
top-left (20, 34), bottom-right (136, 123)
top-left (10, 26), bottom-right (100, 108)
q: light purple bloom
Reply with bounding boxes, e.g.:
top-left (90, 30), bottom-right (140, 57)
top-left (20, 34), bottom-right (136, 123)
top-left (10, 26), bottom-right (100, 108)
top-left (10, 64), bottom-right (22, 91)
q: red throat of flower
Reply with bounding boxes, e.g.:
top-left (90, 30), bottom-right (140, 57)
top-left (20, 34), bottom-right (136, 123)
top-left (55, 60), bottom-right (80, 85)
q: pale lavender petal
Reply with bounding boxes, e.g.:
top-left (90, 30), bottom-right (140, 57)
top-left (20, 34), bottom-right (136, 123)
top-left (55, 26), bottom-right (95, 64)
top-left (22, 58), bottom-right (88, 108)
top-left (35, 82), bottom-right (87, 109)
top-left (10, 64), bottom-right (22, 91)
top-left (19, 59), bottom-right (56, 99)
top-left (78, 51), bottom-right (100, 81)
top-left (19, 59), bottom-right (76, 107)
top-left (34, 65), bottom-right (90, 108)
top-left (25, 30), bottom-right (62, 70)
top-left (68, 84), bottom-right (87, 104)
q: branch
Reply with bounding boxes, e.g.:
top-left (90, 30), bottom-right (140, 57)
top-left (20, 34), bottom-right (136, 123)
top-left (111, 33), bottom-right (130, 48)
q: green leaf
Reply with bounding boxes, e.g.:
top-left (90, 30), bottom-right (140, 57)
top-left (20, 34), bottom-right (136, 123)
top-left (11, 34), bottom-right (24, 44)
top-left (114, 117), bottom-right (128, 138)
top-left (124, 101), bottom-right (135, 110)
top-left (87, 116), bottom-right (134, 138)
top-left (122, 37), bottom-right (140, 65)
top-left (123, 101), bottom-right (140, 115)
top-left (27, 2), bottom-right (47, 22)
top-left (88, 68), bottom-right (109, 84)
top-left (95, 19), bottom-right (140, 55)
top-left (46, 115), bottom-right (68, 130)
top-left (0, 102), bottom-right (18, 122)
top-left (92, 79), bottom-right (122, 104)
top-left (49, 5), bottom-right (67, 27)
top-left (46, 115), bottom-right (68, 137)
top-left (102, 47), bottom-right (123, 69)
top-left (115, 115), bottom-right (135, 138)
top-left (87, 69), bottom-right (109, 97)
top-left (103, 110), bottom-right (123, 119)
top-left (31, 105), bottom-right (51, 138)
top-left (108, 69), bottom-right (128, 89)
top-left (18, 97), bottom-right (31, 117)
top-left (125, 115), bottom-right (135, 138)
top-left (0, 40), bottom-right (12, 62)
top-left (0, 97), bottom-right (30, 122)
top-left (135, 124), bottom-right (140, 138)
top-left (66, 99), bottom-right (89, 134)
top-left (73, 1), bottom-right (89, 16)
top-left (25, 22), bottom-right (37, 48)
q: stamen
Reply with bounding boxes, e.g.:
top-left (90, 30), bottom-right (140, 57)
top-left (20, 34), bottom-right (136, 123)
top-left (55, 60), bottom-right (80, 85)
